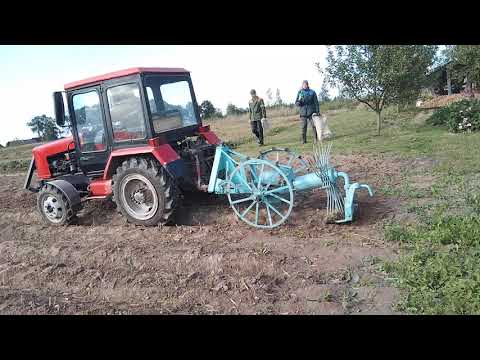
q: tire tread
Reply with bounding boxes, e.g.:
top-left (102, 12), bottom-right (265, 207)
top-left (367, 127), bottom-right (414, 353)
top-left (112, 156), bottom-right (179, 226)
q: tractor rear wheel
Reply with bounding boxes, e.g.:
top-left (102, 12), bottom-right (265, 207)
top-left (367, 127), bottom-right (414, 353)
top-left (112, 157), bottom-right (179, 226)
top-left (37, 184), bottom-right (76, 226)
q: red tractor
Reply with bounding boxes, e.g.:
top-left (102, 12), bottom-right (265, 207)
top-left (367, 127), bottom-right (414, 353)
top-left (25, 67), bottom-right (221, 226)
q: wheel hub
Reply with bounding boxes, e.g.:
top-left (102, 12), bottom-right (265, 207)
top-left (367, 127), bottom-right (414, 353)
top-left (253, 188), bottom-right (266, 202)
top-left (227, 160), bottom-right (294, 229)
top-left (120, 174), bottom-right (159, 221)
top-left (43, 195), bottom-right (63, 221)
top-left (133, 190), bottom-right (146, 204)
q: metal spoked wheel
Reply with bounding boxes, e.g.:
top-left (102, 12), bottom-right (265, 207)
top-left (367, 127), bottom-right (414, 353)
top-left (119, 173), bottom-right (159, 221)
top-left (227, 159), bottom-right (294, 229)
top-left (259, 147), bottom-right (310, 176)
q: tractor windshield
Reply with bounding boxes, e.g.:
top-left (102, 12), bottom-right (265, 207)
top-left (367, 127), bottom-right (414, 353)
top-left (143, 75), bottom-right (199, 134)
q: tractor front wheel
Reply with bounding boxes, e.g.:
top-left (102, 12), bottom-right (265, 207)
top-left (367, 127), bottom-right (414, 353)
top-left (112, 157), bottom-right (179, 226)
top-left (37, 184), bottom-right (76, 226)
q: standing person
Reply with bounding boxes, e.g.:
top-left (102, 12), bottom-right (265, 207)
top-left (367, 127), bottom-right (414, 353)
top-left (295, 80), bottom-right (320, 144)
top-left (248, 89), bottom-right (267, 146)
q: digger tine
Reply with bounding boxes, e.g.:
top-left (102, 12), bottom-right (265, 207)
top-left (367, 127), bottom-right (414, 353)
top-left (327, 186), bottom-right (332, 214)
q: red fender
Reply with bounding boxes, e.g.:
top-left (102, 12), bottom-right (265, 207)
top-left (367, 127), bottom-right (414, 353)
top-left (103, 140), bottom-right (180, 181)
top-left (198, 125), bottom-right (221, 145)
top-left (94, 140), bottom-right (181, 197)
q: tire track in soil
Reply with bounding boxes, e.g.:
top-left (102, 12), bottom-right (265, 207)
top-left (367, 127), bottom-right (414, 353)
top-left (0, 154), bottom-right (406, 314)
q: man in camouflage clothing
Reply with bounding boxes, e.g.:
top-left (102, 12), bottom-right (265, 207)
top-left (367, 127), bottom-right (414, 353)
top-left (248, 89), bottom-right (267, 146)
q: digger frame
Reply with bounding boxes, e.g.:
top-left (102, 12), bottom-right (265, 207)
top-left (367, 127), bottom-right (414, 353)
top-left (207, 144), bottom-right (373, 229)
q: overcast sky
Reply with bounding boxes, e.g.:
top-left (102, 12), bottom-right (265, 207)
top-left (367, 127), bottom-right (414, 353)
top-left (0, 45), bottom-right (332, 146)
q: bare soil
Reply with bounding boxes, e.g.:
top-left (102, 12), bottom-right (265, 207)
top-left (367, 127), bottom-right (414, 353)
top-left (0, 154), bottom-right (406, 315)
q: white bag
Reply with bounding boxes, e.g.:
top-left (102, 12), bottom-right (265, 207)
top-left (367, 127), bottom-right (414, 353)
top-left (261, 118), bottom-right (270, 133)
top-left (312, 114), bottom-right (333, 140)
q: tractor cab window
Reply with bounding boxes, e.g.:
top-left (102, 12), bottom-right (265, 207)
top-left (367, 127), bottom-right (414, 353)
top-left (106, 83), bottom-right (146, 142)
top-left (143, 77), bottom-right (198, 133)
top-left (73, 90), bottom-right (106, 152)
top-left (146, 87), bottom-right (157, 113)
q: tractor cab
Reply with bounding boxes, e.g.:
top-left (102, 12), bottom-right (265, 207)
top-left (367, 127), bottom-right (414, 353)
top-left (56, 67), bottom-right (205, 177)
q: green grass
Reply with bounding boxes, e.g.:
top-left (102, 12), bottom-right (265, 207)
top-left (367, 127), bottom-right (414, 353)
top-left (0, 143), bottom-right (37, 173)
top-left (212, 105), bottom-right (480, 314)
top-left (223, 107), bottom-right (440, 157)
top-left (384, 213), bottom-right (480, 314)
top-left (0, 143), bottom-right (38, 161)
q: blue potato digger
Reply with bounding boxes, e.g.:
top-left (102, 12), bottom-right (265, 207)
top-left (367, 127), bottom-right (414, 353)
top-left (207, 141), bottom-right (373, 229)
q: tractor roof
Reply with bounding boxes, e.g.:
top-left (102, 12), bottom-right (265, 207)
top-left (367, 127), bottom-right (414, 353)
top-left (64, 67), bottom-right (190, 90)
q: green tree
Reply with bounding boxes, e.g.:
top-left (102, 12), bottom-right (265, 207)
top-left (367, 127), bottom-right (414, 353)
top-left (27, 116), bottom-right (45, 138)
top-left (323, 45), bottom-right (437, 134)
top-left (319, 79), bottom-right (331, 102)
top-left (449, 45), bottom-right (480, 95)
top-left (27, 115), bottom-right (61, 141)
top-left (437, 45), bottom-right (455, 66)
top-left (226, 103), bottom-right (246, 116)
top-left (265, 88), bottom-right (273, 106)
top-left (275, 88), bottom-right (283, 106)
top-left (61, 114), bottom-right (72, 137)
top-left (214, 108), bottom-right (224, 118)
top-left (199, 100), bottom-right (217, 119)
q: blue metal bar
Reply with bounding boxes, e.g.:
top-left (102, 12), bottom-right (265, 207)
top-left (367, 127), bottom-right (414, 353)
top-left (208, 145), bottom-right (250, 194)
top-left (231, 195), bottom-right (255, 205)
top-left (292, 173), bottom-right (327, 191)
top-left (208, 146), bottom-right (224, 193)
top-left (268, 192), bottom-right (291, 205)
top-left (241, 200), bottom-right (257, 217)
top-left (266, 202), bottom-right (273, 226)
top-left (267, 202), bottom-right (287, 221)
top-left (264, 185), bottom-right (290, 195)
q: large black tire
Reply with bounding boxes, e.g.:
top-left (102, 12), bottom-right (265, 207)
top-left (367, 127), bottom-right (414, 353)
top-left (37, 184), bottom-right (76, 226)
top-left (112, 157), bottom-right (179, 226)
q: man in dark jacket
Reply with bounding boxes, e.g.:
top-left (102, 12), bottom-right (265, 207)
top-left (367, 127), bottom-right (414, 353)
top-left (248, 89), bottom-right (267, 146)
top-left (295, 80), bottom-right (320, 144)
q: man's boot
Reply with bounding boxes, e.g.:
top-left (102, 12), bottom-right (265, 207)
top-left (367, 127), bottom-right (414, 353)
top-left (258, 121), bottom-right (264, 146)
top-left (301, 116), bottom-right (308, 144)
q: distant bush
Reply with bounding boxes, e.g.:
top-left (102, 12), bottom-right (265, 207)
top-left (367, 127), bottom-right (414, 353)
top-left (226, 103), bottom-right (247, 116)
top-left (0, 158), bottom-right (30, 173)
top-left (266, 104), bottom-right (298, 118)
top-left (207, 105), bottom-right (298, 123)
top-left (321, 98), bottom-right (358, 111)
top-left (426, 99), bottom-right (480, 133)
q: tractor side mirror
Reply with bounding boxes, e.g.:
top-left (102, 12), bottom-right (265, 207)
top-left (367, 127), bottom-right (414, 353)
top-left (53, 91), bottom-right (65, 127)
